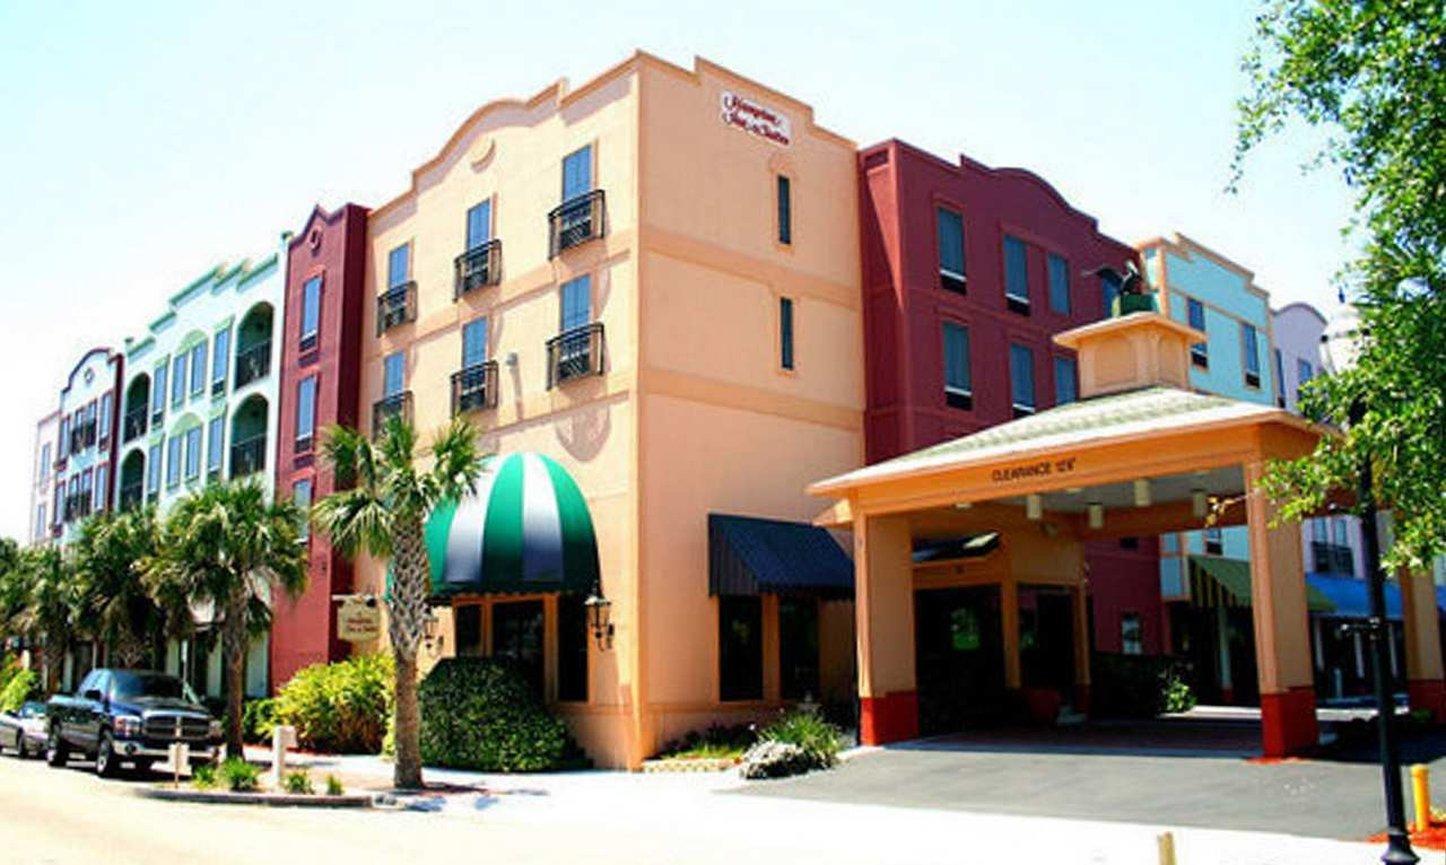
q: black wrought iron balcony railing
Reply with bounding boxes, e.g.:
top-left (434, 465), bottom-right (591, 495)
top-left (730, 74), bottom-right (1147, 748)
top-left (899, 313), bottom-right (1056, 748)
top-left (372, 391), bottom-right (414, 438)
top-left (548, 189), bottom-right (606, 258)
top-left (451, 361), bottom-right (499, 416)
top-left (229, 435), bottom-right (267, 479)
top-left (234, 341), bottom-right (272, 389)
top-left (118, 482), bottom-right (143, 512)
top-left (454, 240), bottom-right (502, 299)
top-left (1311, 541), bottom-right (1355, 576)
top-left (122, 407), bottom-right (148, 443)
top-left (546, 322), bottom-right (605, 389)
top-left (377, 283), bottom-right (417, 335)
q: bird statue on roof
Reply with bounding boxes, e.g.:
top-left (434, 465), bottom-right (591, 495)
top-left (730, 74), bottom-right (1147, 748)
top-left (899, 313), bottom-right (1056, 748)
top-left (1088, 261), bottom-right (1157, 317)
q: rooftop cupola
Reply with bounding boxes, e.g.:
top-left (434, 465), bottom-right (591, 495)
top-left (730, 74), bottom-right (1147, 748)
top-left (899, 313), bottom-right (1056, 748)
top-left (1053, 309), bottom-right (1205, 399)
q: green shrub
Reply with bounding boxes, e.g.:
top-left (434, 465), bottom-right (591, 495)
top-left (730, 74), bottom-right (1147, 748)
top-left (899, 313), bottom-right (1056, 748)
top-left (656, 723), bottom-right (754, 760)
top-left (1091, 653), bottom-right (1196, 718)
top-left (282, 769), bottom-right (314, 795)
top-left (758, 708), bottom-right (843, 770)
top-left (418, 657), bottom-right (569, 772)
top-left (218, 758), bottom-right (259, 793)
top-left (275, 654), bottom-right (393, 753)
top-left (325, 773), bottom-right (345, 796)
top-left (1160, 666), bottom-right (1197, 714)
top-left (0, 668), bottom-right (38, 713)
top-left (242, 698), bottom-right (277, 745)
top-left (191, 763), bottom-right (217, 790)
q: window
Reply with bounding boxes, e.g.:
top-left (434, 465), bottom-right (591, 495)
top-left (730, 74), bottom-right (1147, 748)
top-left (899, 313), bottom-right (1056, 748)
top-left (1010, 344), bottom-right (1036, 416)
top-left (58, 416), bottom-right (69, 457)
top-left (79, 470), bottom-right (92, 513)
top-left (39, 444), bottom-right (50, 480)
top-left (1119, 536), bottom-right (1140, 550)
top-left (1333, 518), bottom-right (1348, 548)
top-left (1187, 299), bottom-right (1208, 367)
top-left (1312, 518), bottom-right (1328, 543)
top-left (562, 145), bottom-right (593, 202)
top-left (1047, 252), bottom-right (1070, 314)
top-left (779, 297), bottom-right (795, 370)
top-left (454, 605), bottom-right (483, 657)
top-left (387, 243), bottom-right (410, 290)
top-left (184, 426), bottom-right (202, 481)
top-left (152, 362), bottom-right (168, 421)
top-left (1054, 356), bottom-right (1078, 405)
top-left (1003, 235), bottom-right (1030, 311)
top-left (34, 505), bottom-right (46, 541)
top-left (93, 464), bottom-right (107, 510)
top-left (212, 327), bottom-right (231, 393)
top-left (558, 594), bottom-right (589, 702)
top-left (165, 436), bottom-right (182, 488)
top-left (466, 200), bottom-right (492, 250)
top-left (1296, 358), bottom-right (1313, 403)
top-left (188, 341), bottom-right (206, 398)
top-left (296, 376), bottom-right (317, 449)
top-left (383, 352), bottom-right (405, 398)
top-left (1203, 526), bottom-right (1223, 555)
top-left (1120, 614), bottom-right (1144, 655)
top-left (936, 207), bottom-right (965, 292)
top-left (1242, 323), bottom-right (1261, 387)
top-left (300, 276), bottom-right (322, 350)
top-left (462, 318), bottom-right (488, 368)
top-left (719, 596), bottom-right (762, 701)
top-left (292, 479), bottom-right (313, 541)
top-left (207, 414), bottom-right (224, 479)
top-left (1101, 270), bottom-right (1122, 318)
top-left (97, 393), bottom-right (112, 444)
top-left (779, 598), bottom-right (820, 701)
top-left (1274, 349), bottom-right (1287, 406)
top-left (560, 275), bottom-right (591, 333)
top-left (171, 353), bottom-right (187, 408)
top-left (776, 175), bottom-right (792, 245)
top-left (942, 322), bottom-right (972, 409)
top-left (147, 443), bottom-right (162, 495)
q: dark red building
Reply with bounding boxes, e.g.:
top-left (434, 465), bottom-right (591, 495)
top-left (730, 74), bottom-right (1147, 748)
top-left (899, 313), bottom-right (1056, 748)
top-left (270, 203), bottom-right (370, 688)
top-left (857, 139), bottom-right (1164, 686)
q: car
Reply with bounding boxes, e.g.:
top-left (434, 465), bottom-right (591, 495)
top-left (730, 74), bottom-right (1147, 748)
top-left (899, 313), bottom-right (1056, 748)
top-left (0, 701), bottom-right (47, 758)
top-left (46, 669), bottom-right (221, 777)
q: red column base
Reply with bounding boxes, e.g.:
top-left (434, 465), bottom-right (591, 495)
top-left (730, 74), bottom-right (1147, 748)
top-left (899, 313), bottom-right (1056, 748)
top-left (1408, 679), bottom-right (1446, 723)
top-left (860, 691), bottom-right (919, 745)
top-left (1260, 686), bottom-right (1318, 757)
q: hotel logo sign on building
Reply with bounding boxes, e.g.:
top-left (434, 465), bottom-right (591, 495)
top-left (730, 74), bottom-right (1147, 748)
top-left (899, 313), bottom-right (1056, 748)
top-left (720, 91), bottom-right (791, 147)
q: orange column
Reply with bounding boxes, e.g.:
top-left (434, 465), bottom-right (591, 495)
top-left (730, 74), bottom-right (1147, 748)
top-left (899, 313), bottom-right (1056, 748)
top-left (1399, 567), bottom-right (1446, 722)
top-left (1072, 584), bottom-right (1092, 714)
top-left (1244, 462), bottom-right (1318, 757)
top-left (853, 514), bottom-right (918, 745)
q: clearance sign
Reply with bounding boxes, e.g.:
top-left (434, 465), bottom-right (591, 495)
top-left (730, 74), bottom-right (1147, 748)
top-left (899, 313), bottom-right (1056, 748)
top-left (720, 91), bottom-right (791, 147)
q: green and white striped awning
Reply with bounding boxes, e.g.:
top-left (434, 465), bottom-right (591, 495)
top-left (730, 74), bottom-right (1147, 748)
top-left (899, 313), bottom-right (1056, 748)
top-left (425, 452), bottom-right (600, 597)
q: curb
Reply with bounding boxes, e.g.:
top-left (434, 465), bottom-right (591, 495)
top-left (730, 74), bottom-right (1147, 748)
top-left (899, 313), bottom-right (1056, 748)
top-left (640, 758), bottom-right (737, 773)
top-left (134, 786), bottom-right (376, 808)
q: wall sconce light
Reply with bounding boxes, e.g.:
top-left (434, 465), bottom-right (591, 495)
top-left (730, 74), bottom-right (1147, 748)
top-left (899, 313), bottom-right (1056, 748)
top-left (1133, 479), bottom-right (1152, 508)
top-left (1088, 502), bottom-right (1104, 530)
top-left (1191, 488), bottom-right (1208, 519)
top-left (953, 501), bottom-right (973, 511)
top-left (1025, 494), bottom-right (1043, 521)
top-left (584, 582), bottom-right (614, 650)
top-left (422, 607), bottom-right (445, 657)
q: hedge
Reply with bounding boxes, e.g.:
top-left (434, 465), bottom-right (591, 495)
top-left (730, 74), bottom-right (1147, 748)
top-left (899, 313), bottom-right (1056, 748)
top-left (418, 657), bottom-right (570, 772)
top-left (275, 654), bottom-right (393, 753)
top-left (1090, 653), bottom-right (1197, 718)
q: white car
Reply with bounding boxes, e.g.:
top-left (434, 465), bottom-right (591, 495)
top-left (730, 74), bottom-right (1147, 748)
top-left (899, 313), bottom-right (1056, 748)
top-left (0, 701), bottom-right (48, 758)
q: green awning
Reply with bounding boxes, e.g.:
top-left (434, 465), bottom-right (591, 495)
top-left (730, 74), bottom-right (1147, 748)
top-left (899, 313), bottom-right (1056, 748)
top-left (1189, 555), bottom-right (1334, 612)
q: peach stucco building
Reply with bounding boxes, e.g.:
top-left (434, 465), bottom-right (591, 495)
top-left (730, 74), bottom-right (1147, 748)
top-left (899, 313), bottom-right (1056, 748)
top-left (349, 53), bottom-right (863, 768)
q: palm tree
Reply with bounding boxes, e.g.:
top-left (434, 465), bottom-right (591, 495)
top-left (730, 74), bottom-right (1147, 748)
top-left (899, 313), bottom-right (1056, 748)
top-left (311, 416), bottom-right (481, 790)
top-left (9, 546), bottom-right (79, 694)
top-left (71, 508), bottom-right (165, 667)
top-left (142, 481), bottom-right (307, 758)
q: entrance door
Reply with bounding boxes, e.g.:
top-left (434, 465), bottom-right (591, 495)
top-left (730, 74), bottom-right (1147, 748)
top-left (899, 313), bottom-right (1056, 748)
top-left (914, 586), bottom-right (1005, 734)
top-left (492, 600), bottom-right (545, 698)
top-left (1020, 587), bottom-right (1075, 693)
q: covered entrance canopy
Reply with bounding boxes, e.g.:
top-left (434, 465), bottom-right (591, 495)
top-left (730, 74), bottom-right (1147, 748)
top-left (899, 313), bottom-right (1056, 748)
top-left (810, 312), bottom-right (1446, 757)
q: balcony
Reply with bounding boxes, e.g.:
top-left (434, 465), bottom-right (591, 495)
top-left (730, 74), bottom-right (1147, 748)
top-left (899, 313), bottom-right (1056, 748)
top-left (1312, 541), bottom-right (1355, 576)
top-left (234, 341), bottom-right (272, 389)
top-left (548, 190), bottom-right (606, 258)
top-left (454, 240), bottom-right (502, 299)
top-left (546, 322), bottom-right (605, 388)
top-left (377, 283), bottom-right (417, 335)
top-left (118, 482), bottom-right (143, 512)
top-left (122, 408), bottom-right (148, 443)
top-left (451, 361), bottom-right (499, 416)
top-left (230, 435), bottom-right (267, 479)
top-left (372, 391), bottom-right (413, 438)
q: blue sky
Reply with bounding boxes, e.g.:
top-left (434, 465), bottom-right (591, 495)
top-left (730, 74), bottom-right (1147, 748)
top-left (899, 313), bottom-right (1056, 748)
top-left (0, 0), bottom-right (1356, 538)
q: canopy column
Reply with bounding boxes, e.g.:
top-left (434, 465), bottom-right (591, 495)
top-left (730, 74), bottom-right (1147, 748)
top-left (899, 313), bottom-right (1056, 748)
top-left (853, 514), bottom-right (918, 744)
top-left (1244, 462), bottom-right (1318, 756)
top-left (1399, 567), bottom-right (1446, 722)
top-left (1071, 584), bottom-right (1091, 713)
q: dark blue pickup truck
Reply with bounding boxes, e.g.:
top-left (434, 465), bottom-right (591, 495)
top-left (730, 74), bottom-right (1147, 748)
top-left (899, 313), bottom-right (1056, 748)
top-left (46, 669), bottom-right (221, 777)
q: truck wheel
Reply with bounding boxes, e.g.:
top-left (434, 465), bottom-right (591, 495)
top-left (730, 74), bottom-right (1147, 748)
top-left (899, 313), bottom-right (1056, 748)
top-left (16, 732), bottom-right (30, 759)
top-left (45, 727), bottom-right (68, 767)
top-left (95, 731), bottom-right (119, 778)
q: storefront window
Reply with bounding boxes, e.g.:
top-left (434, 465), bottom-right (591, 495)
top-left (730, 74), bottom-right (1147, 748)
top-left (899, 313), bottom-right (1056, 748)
top-left (719, 596), bottom-right (762, 701)
top-left (492, 600), bottom-right (544, 697)
top-left (1121, 613), bottom-right (1143, 655)
top-left (558, 595), bottom-right (588, 702)
top-left (779, 598), bottom-right (819, 701)
top-left (454, 605), bottom-right (483, 657)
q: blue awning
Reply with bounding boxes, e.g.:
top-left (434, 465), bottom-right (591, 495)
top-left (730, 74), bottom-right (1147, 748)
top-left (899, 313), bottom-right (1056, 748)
top-left (708, 513), bottom-right (854, 599)
top-left (1307, 572), bottom-right (1403, 620)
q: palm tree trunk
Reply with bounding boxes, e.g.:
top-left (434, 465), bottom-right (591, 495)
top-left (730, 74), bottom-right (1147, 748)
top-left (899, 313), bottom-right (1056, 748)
top-left (393, 653), bottom-right (423, 789)
top-left (388, 516), bottom-right (428, 790)
top-left (221, 597), bottom-right (248, 760)
top-left (43, 639), bottom-right (64, 695)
